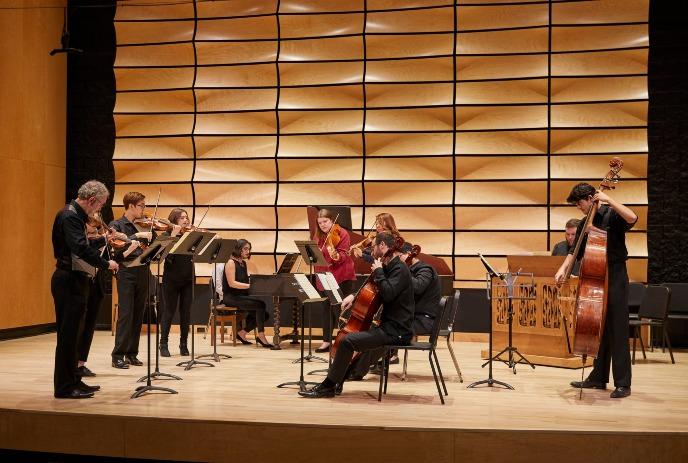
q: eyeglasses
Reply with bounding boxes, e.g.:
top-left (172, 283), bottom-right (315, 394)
top-left (135, 203), bottom-right (146, 209)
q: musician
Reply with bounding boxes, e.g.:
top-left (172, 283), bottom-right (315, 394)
top-left (223, 239), bottom-right (273, 347)
top-left (109, 192), bottom-right (153, 369)
top-left (313, 208), bottom-right (356, 353)
top-left (299, 232), bottom-right (414, 398)
top-left (554, 183), bottom-right (637, 399)
top-left (552, 218), bottom-right (581, 276)
top-left (159, 208), bottom-right (193, 357)
top-left (349, 212), bottom-right (399, 263)
top-left (51, 180), bottom-right (118, 398)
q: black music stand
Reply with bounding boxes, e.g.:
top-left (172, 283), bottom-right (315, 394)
top-left (308, 272), bottom-right (343, 376)
top-left (276, 274), bottom-right (327, 392)
top-left (126, 237), bottom-right (180, 398)
top-left (172, 231), bottom-right (217, 371)
top-left (294, 240), bottom-right (329, 364)
top-left (468, 254), bottom-right (514, 391)
top-left (196, 238), bottom-right (236, 362)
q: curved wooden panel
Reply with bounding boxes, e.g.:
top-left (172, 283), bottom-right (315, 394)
top-left (398, 231), bottom-right (453, 255)
top-left (456, 231), bottom-right (547, 255)
top-left (198, 0), bottom-right (276, 18)
top-left (115, 1), bottom-right (192, 21)
top-left (114, 138), bottom-right (193, 160)
top-left (456, 207), bottom-right (548, 231)
top-left (457, 3), bottom-right (548, 31)
top-left (278, 183), bottom-right (362, 205)
top-left (367, 57), bottom-right (452, 82)
top-left (278, 158), bottom-right (362, 181)
top-left (366, 83), bottom-right (452, 107)
top-left (280, 110), bottom-right (362, 133)
top-left (196, 17), bottom-right (277, 41)
top-left (456, 79), bottom-right (548, 105)
top-left (366, 133), bottom-right (452, 156)
top-left (553, 0), bottom-right (648, 25)
top-left (194, 159), bottom-right (276, 182)
top-left (115, 68), bottom-right (194, 91)
top-left (456, 106), bottom-right (548, 130)
top-left (280, 36), bottom-right (363, 62)
top-left (364, 206), bottom-right (453, 230)
top-left (278, 134), bottom-right (362, 157)
top-left (550, 129), bottom-right (647, 154)
top-left (367, 34), bottom-right (453, 59)
top-left (552, 25), bottom-right (648, 53)
top-left (196, 89), bottom-right (277, 112)
top-left (455, 256), bottom-right (508, 281)
top-left (115, 21), bottom-right (193, 45)
top-left (455, 131), bottom-right (547, 155)
top-left (280, 0), bottom-right (363, 13)
top-left (367, 7), bottom-right (453, 33)
top-left (456, 156), bottom-right (548, 180)
top-left (196, 64), bottom-right (276, 87)
top-left (115, 43), bottom-right (194, 67)
top-left (281, 13), bottom-right (363, 38)
top-left (280, 85), bottom-right (362, 109)
top-left (367, 108), bottom-right (453, 131)
top-left (195, 136), bottom-right (277, 159)
top-left (112, 184), bottom-right (192, 207)
top-left (114, 160), bottom-right (193, 183)
top-left (366, 157), bottom-right (453, 180)
top-left (457, 28), bottom-right (548, 55)
top-left (551, 76), bottom-right (648, 103)
top-left (365, 182), bottom-right (453, 205)
top-left (551, 102), bottom-right (647, 128)
top-left (196, 42), bottom-right (277, 65)
top-left (115, 114), bottom-right (193, 137)
top-left (457, 55), bottom-right (547, 80)
top-left (552, 49), bottom-right (648, 76)
top-left (455, 181), bottom-right (547, 205)
top-left (550, 180), bottom-right (647, 205)
top-left (199, 207), bottom-right (276, 230)
top-left (280, 62), bottom-right (363, 85)
top-left (550, 154), bottom-right (647, 179)
top-left (115, 90), bottom-right (194, 113)
top-left (194, 183), bottom-right (276, 206)
top-left (195, 112), bottom-right (276, 135)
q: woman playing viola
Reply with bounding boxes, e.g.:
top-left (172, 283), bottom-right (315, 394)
top-left (349, 212), bottom-right (399, 263)
top-left (313, 209), bottom-right (356, 353)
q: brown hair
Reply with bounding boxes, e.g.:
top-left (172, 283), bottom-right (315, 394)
top-left (168, 208), bottom-right (189, 225)
top-left (122, 192), bottom-right (145, 211)
top-left (231, 239), bottom-right (252, 259)
top-left (376, 213), bottom-right (398, 235)
top-left (565, 218), bottom-right (581, 229)
top-left (315, 208), bottom-right (338, 240)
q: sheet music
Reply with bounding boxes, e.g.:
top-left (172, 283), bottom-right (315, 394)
top-left (324, 272), bottom-right (340, 290)
top-left (316, 273), bottom-right (331, 291)
top-left (293, 273), bottom-right (321, 300)
top-left (316, 273), bottom-right (343, 303)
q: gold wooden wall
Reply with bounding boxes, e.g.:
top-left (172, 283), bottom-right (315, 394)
top-left (0, 0), bottom-right (67, 329)
top-left (113, 0), bottom-right (648, 287)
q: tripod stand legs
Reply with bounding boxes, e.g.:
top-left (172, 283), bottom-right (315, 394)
top-left (176, 323), bottom-right (215, 370)
top-left (278, 303), bottom-right (319, 391)
top-left (131, 384), bottom-right (179, 399)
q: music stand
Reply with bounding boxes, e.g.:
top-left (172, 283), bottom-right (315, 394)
top-left (468, 254), bottom-right (514, 391)
top-left (276, 274), bottom-right (327, 392)
top-left (171, 231), bottom-right (217, 371)
top-left (308, 272), bottom-right (343, 376)
top-left (126, 237), bottom-right (180, 398)
top-left (294, 241), bottom-right (329, 364)
top-left (195, 238), bottom-right (236, 362)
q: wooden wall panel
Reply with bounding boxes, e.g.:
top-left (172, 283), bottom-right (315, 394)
top-left (0, 1), bottom-right (67, 329)
top-left (113, 0), bottom-right (649, 287)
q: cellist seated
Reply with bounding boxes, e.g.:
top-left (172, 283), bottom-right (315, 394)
top-left (299, 232), bottom-right (415, 398)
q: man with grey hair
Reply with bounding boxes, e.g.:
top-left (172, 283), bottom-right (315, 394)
top-left (51, 180), bottom-right (118, 399)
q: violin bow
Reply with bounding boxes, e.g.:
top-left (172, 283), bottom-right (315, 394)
top-left (195, 205), bottom-right (210, 229)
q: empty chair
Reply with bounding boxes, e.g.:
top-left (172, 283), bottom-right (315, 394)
top-left (628, 282), bottom-right (646, 317)
top-left (629, 285), bottom-right (674, 364)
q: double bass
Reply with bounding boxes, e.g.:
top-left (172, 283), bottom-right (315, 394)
top-left (561, 158), bottom-right (624, 366)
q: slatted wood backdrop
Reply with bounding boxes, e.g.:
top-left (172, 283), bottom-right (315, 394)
top-left (113, 0), bottom-right (648, 287)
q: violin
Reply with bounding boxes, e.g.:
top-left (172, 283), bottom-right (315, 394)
top-left (404, 244), bottom-right (421, 266)
top-left (349, 222), bottom-right (376, 258)
top-left (134, 214), bottom-right (172, 231)
top-left (319, 214), bottom-right (343, 261)
top-left (88, 214), bottom-right (136, 250)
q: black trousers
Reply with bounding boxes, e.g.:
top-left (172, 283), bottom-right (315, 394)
top-left (327, 327), bottom-right (401, 385)
top-left (112, 266), bottom-right (148, 360)
top-left (413, 314), bottom-right (435, 336)
top-left (51, 269), bottom-right (90, 396)
top-left (321, 280), bottom-right (355, 343)
top-left (160, 277), bottom-right (192, 345)
top-left (223, 294), bottom-right (269, 332)
top-left (587, 262), bottom-right (632, 387)
top-left (76, 273), bottom-right (105, 362)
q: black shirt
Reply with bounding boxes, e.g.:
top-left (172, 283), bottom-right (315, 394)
top-left (569, 205), bottom-right (635, 265)
top-left (109, 216), bottom-right (150, 262)
top-left (52, 200), bottom-right (109, 271)
top-left (373, 255), bottom-right (414, 341)
top-left (164, 254), bottom-right (193, 282)
top-left (222, 258), bottom-right (249, 298)
top-left (552, 240), bottom-right (570, 257)
top-left (409, 260), bottom-right (441, 319)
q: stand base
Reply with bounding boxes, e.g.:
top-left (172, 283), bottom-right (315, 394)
top-left (137, 371), bottom-right (182, 382)
top-left (467, 377), bottom-right (514, 390)
top-left (130, 384), bottom-right (178, 399)
top-left (176, 359), bottom-right (215, 371)
top-left (197, 353), bottom-right (232, 362)
top-left (276, 380), bottom-right (319, 392)
top-left (292, 354), bottom-right (328, 364)
top-left (484, 346), bottom-right (536, 374)
top-left (307, 368), bottom-right (329, 376)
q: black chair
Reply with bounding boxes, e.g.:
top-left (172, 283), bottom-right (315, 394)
top-left (378, 296), bottom-right (450, 404)
top-left (629, 285), bottom-right (674, 364)
top-left (628, 282), bottom-right (645, 316)
top-left (401, 289), bottom-right (464, 383)
top-left (662, 283), bottom-right (688, 320)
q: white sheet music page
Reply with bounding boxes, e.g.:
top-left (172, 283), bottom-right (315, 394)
top-left (293, 274), bottom-right (321, 300)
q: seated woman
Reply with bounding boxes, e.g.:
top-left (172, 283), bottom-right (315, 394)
top-left (349, 212), bottom-right (399, 263)
top-left (222, 239), bottom-right (273, 348)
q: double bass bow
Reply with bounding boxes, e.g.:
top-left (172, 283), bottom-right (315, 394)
top-left (560, 157), bottom-right (624, 375)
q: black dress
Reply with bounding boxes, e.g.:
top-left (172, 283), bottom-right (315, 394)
top-left (222, 259), bottom-right (269, 332)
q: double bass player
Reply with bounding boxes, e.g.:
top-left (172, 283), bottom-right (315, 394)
top-left (554, 182), bottom-right (637, 399)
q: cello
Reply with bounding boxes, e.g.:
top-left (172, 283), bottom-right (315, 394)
top-left (561, 158), bottom-right (624, 374)
top-left (331, 234), bottom-right (405, 359)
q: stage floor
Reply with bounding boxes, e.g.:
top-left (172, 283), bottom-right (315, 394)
top-left (1, 331), bottom-right (687, 462)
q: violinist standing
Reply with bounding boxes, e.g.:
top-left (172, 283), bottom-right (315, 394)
top-left (159, 208), bottom-right (194, 357)
top-left (554, 183), bottom-right (637, 399)
top-left (109, 192), bottom-right (153, 369)
top-left (313, 209), bottom-right (356, 353)
top-left (299, 233), bottom-right (414, 398)
top-left (51, 180), bottom-right (119, 398)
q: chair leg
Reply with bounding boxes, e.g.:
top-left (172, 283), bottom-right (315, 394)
top-left (664, 327), bottom-right (675, 364)
top-left (378, 349), bottom-right (387, 402)
top-left (638, 327), bottom-right (646, 359)
top-left (401, 350), bottom-right (408, 382)
top-left (384, 350), bottom-right (391, 395)
top-left (432, 349), bottom-right (448, 396)
top-left (632, 327), bottom-right (637, 365)
top-left (210, 314), bottom-right (216, 347)
top-left (428, 351), bottom-right (445, 405)
top-left (447, 337), bottom-right (463, 383)
top-left (232, 319), bottom-right (238, 347)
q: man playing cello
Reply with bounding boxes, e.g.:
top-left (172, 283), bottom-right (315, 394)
top-left (554, 182), bottom-right (637, 399)
top-left (299, 232), bottom-right (415, 398)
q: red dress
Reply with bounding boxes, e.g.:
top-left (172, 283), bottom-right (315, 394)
top-left (314, 226), bottom-right (356, 288)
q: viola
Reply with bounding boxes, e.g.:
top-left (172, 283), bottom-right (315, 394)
top-left (134, 214), bottom-right (172, 231)
top-left (88, 214), bottom-right (135, 250)
top-left (404, 244), bottom-right (421, 266)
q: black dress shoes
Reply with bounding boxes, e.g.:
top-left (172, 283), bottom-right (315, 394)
top-left (55, 389), bottom-right (94, 399)
top-left (610, 387), bottom-right (631, 398)
top-left (160, 344), bottom-right (171, 357)
top-left (125, 356), bottom-right (143, 366)
top-left (298, 383), bottom-right (336, 398)
top-left (179, 344), bottom-right (190, 356)
top-left (570, 379), bottom-right (606, 389)
top-left (335, 383), bottom-right (343, 396)
top-left (315, 344), bottom-right (331, 353)
top-left (78, 381), bottom-right (101, 393)
top-left (112, 358), bottom-right (129, 369)
top-left (75, 365), bottom-right (96, 377)
top-left (235, 333), bottom-right (252, 345)
top-left (256, 337), bottom-right (274, 349)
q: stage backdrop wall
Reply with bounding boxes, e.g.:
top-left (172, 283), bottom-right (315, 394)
top-left (0, 1), bottom-right (67, 331)
top-left (112, 0), bottom-right (649, 287)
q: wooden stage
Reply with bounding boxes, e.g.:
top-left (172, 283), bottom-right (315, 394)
top-left (1, 332), bottom-right (687, 463)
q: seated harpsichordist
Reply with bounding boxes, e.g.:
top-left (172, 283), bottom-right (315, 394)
top-left (222, 239), bottom-right (273, 348)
